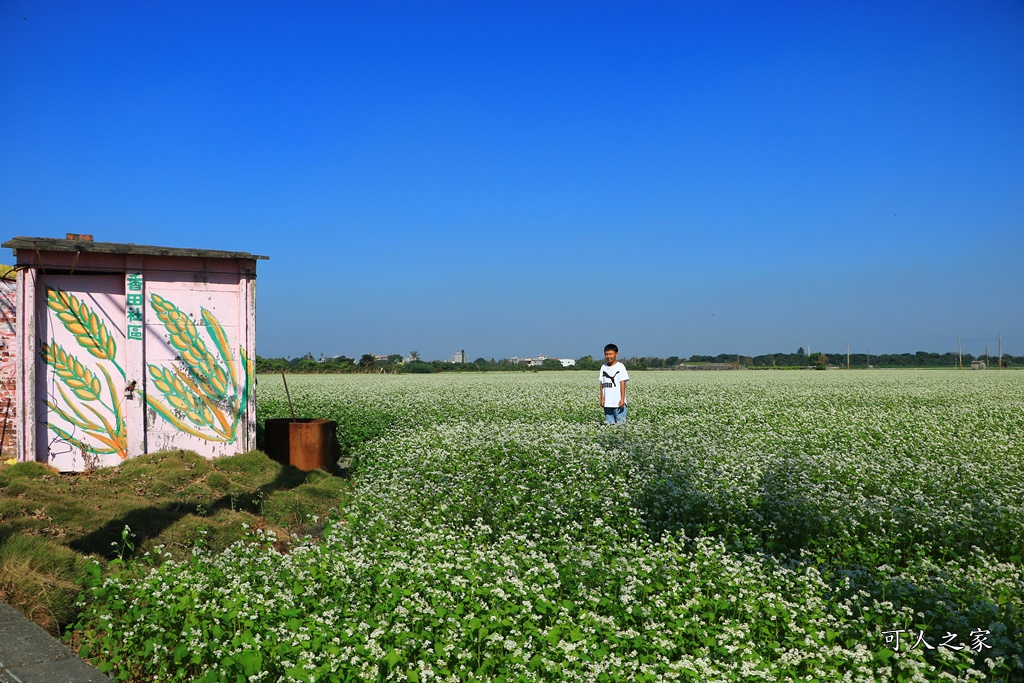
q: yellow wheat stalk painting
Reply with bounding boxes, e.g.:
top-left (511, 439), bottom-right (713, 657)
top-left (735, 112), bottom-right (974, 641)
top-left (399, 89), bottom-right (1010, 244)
top-left (43, 341), bottom-right (103, 402)
top-left (46, 287), bottom-right (124, 375)
top-left (149, 293), bottom-right (230, 399)
top-left (42, 287), bottom-right (128, 459)
top-left (146, 293), bottom-right (251, 443)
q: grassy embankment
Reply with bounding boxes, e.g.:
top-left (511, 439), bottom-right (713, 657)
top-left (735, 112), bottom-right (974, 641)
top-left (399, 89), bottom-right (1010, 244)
top-left (0, 450), bottom-right (351, 636)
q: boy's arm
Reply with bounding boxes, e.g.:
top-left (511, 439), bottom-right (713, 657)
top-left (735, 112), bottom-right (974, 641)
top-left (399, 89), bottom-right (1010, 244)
top-left (619, 380), bottom-right (626, 407)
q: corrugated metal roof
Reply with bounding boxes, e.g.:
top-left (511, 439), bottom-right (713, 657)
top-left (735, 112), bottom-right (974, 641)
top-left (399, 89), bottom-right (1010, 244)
top-left (2, 236), bottom-right (269, 260)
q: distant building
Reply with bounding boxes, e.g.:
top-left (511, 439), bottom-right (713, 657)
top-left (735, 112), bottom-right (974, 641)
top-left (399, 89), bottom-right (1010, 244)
top-left (513, 354), bottom-right (573, 367)
top-left (449, 350), bottom-right (466, 364)
top-left (971, 360), bottom-right (986, 370)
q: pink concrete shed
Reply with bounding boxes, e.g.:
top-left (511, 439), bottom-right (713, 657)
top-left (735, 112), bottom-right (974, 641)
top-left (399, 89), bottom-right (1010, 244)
top-left (3, 236), bottom-right (268, 471)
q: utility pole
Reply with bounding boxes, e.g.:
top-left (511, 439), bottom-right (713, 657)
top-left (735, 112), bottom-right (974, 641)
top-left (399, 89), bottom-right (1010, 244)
top-left (958, 337), bottom-right (963, 369)
top-left (986, 345), bottom-right (989, 367)
top-left (998, 335), bottom-right (1002, 369)
top-left (847, 341), bottom-right (850, 370)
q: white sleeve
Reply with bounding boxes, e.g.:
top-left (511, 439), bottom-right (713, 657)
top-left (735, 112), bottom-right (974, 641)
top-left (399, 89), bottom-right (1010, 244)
top-left (619, 363), bottom-right (630, 382)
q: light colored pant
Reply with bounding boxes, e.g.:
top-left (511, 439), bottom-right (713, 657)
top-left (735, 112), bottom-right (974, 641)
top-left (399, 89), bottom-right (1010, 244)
top-left (603, 405), bottom-right (627, 424)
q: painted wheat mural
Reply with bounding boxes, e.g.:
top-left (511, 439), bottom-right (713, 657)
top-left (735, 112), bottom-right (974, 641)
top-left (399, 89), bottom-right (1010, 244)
top-left (41, 287), bottom-right (128, 459)
top-left (41, 287), bottom-right (252, 461)
top-left (145, 292), bottom-right (252, 443)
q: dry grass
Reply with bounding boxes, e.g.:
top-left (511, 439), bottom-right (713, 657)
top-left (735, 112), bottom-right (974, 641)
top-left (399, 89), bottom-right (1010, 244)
top-left (0, 552), bottom-right (82, 635)
top-left (0, 450), bottom-right (351, 635)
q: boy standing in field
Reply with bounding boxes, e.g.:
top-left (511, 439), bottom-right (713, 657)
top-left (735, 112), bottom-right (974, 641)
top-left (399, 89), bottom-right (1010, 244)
top-left (599, 343), bottom-right (629, 424)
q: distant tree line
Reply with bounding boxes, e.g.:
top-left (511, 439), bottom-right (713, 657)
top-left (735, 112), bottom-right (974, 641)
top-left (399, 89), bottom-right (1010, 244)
top-left (634, 348), bottom-right (1020, 370)
top-left (255, 348), bottom-right (1019, 374)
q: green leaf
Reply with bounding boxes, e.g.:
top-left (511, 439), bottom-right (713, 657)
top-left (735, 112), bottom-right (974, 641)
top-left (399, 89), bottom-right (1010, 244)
top-left (286, 668), bottom-right (313, 683)
top-left (236, 650), bottom-right (263, 676)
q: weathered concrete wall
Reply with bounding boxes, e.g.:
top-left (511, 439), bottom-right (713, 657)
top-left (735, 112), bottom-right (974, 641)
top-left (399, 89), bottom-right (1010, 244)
top-left (0, 270), bottom-right (16, 460)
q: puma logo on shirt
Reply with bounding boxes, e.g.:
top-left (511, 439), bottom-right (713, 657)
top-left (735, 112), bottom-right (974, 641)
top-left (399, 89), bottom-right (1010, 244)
top-left (599, 362), bottom-right (630, 408)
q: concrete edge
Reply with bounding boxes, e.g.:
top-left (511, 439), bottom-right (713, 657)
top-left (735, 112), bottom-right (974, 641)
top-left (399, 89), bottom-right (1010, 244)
top-left (0, 601), bottom-right (111, 683)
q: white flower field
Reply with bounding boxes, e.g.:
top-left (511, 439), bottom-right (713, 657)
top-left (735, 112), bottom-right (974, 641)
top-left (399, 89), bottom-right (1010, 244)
top-left (75, 370), bottom-right (1024, 682)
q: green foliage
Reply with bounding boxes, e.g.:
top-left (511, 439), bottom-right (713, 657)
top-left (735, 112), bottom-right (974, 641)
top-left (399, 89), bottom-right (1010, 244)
top-left (0, 461), bottom-right (55, 482)
top-left (70, 372), bottom-right (1024, 681)
top-left (258, 350), bottom-right (1024, 375)
top-left (211, 450), bottom-right (282, 478)
top-left (402, 361), bottom-right (436, 374)
top-left (0, 450), bottom-right (351, 637)
top-left (205, 471), bottom-right (231, 491)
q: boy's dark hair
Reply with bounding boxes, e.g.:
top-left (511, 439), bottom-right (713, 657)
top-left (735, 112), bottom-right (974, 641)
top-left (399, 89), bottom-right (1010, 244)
top-left (604, 343), bottom-right (618, 353)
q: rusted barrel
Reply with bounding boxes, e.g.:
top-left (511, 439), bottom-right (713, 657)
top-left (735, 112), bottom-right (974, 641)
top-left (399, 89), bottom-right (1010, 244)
top-left (264, 418), bottom-right (337, 472)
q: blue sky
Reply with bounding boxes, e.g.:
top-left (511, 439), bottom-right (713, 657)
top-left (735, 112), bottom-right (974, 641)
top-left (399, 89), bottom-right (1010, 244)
top-left (2, 1), bottom-right (1021, 361)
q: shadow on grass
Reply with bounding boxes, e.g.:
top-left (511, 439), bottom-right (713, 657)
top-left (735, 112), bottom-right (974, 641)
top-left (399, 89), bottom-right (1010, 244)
top-left (66, 454), bottom-right (319, 561)
top-left (0, 449), bottom-right (353, 634)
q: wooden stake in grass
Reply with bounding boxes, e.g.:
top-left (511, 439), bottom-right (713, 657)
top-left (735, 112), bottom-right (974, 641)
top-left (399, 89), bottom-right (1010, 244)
top-left (281, 371), bottom-right (296, 422)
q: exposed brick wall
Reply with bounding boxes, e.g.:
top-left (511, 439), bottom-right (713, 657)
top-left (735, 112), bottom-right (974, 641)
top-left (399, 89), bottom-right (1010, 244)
top-left (0, 275), bottom-right (16, 460)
